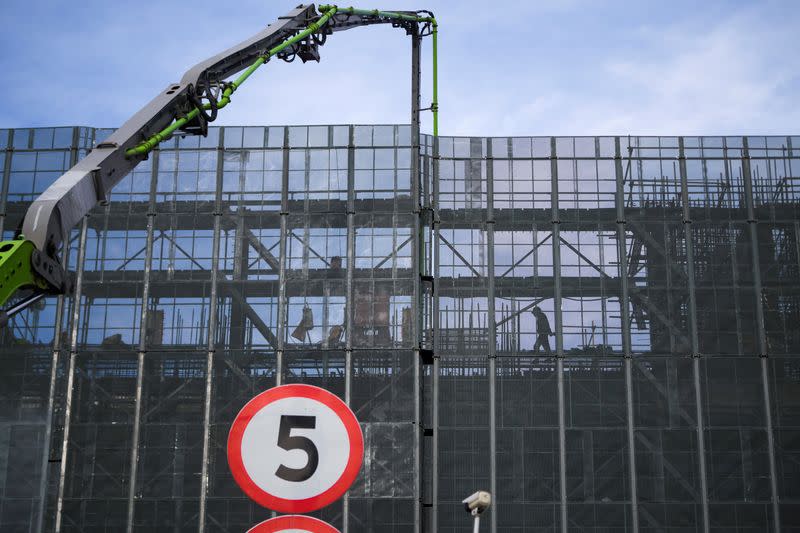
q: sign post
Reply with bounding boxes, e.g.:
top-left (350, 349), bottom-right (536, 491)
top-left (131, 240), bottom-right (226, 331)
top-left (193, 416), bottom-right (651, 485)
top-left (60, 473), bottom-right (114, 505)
top-left (227, 384), bottom-right (364, 514)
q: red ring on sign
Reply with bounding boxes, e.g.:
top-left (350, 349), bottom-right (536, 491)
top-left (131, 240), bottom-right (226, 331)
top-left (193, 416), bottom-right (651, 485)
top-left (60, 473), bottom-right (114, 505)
top-left (247, 515), bottom-right (340, 533)
top-left (228, 384), bottom-right (364, 514)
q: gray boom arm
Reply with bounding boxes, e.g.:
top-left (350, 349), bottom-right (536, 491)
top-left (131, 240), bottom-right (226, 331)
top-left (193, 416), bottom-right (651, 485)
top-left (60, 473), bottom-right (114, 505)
top-left (21, 4), bottom-right (320, 254)
top-left (0, 3), bottom-right (429, 321)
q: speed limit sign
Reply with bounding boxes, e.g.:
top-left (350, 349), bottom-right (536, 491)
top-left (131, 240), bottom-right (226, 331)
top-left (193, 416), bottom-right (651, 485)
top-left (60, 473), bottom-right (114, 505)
top-left (228, 384), bottom-right (363, 513)
top-left (248, 515), bottom-right (340, 533)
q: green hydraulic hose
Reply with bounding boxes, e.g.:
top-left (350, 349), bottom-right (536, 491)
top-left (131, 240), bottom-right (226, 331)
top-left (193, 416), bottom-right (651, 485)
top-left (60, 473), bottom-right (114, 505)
top-left (319, 5), bottom-right (434, 23)
top-left (431, 21), bottom-right (438, 137)
top-left (320, 6), bottom-right (438, 136)
top-left (126, 6), bottom-right (339, 156)
top-left (126, 5), bottom-right (438, 157)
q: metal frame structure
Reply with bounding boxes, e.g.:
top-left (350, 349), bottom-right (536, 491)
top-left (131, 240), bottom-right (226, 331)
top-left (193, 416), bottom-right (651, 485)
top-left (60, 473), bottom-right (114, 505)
top-left (0, 126), bottom-right (800, 532)
top-left (0, 95), bottom-right (798, 533)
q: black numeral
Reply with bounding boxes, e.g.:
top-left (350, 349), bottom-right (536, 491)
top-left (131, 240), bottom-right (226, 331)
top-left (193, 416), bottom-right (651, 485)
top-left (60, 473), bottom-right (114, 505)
top-left (275, 415), bottom-right (319, 482)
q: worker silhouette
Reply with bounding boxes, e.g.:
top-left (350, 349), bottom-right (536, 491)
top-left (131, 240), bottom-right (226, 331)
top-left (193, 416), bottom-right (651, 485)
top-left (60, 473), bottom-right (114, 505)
top-left (532, 306), bottom-right (553, 355)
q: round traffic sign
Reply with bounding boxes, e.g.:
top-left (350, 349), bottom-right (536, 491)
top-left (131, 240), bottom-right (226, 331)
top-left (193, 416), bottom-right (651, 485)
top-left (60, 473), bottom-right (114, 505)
top-left (228, 384), bottom-right (363, 513)
top-left (247, 515), bottom-right (340, 533)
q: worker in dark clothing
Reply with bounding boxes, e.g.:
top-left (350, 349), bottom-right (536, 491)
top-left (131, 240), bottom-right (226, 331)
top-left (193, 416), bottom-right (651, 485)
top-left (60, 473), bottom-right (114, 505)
top-left (532, 306), bottom-right (553, 355)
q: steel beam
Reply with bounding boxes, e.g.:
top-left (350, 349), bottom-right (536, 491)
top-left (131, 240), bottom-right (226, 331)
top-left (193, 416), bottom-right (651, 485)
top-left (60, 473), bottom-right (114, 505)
top-left (485, 139), bottom-right (497, 533)
top-left (616, 137), bottom-right (639, 532)
top-left (234, 223), bottom-right (280, 271)
top-left (197, 128), bottom-right (224, 532)
top-left (742, 137), bottom-right (780, 532)
top-left (410, 27), bottom-right (423, 533)
top-left (795, 221), bottom-right (800, 281)
top-left (8, 199), bottom-right (799, 234)
top-left (276, 127), bottom-right (290, 386)
top-left (0, 130), bottom-right (10, 236)
top-left (35, 286), bottom-right (67, 533)
top-left (551, 138), bottom-right (567, 533)
top-left (125, 146), bottom-right (159, 533)
top-left (438, 232), bottom-right (483, 278)
top-left (342, 125), bottom-right (356, 533)
top-left (229, 151), bottom-right (250, 349)
top-left (431, 132), bottom-right (441, 532)
top-left (227, 285), bottom-right (278, 348)
top-left (678, 138), bottom-right (710, 532)
top-left (53, 216), bottom-right (89, 533)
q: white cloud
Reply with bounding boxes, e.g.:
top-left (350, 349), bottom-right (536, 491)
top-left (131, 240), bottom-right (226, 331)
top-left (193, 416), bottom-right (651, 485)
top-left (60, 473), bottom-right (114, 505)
top-left (1, 0), bottom-right (797, 136)
top-left (596, 9), bottom-right (799, 134)
top-left (461, 3), bottom-right (800, 136)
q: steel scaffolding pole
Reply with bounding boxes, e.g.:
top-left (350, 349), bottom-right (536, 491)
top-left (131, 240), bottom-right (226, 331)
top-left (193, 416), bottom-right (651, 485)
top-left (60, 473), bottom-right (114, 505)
top-left (125, 146), bottom-right (159, 533)
top-left (410, 27), bottom-right (423, 533)
top-left (342, 124), bottom-right (355, 533)
top-left (35, 126), bottom-right (78, 533)
top-left (616, 137), bottom-right (639, 532)
top-left (795, 220), bottom-right (800, 282)
top-left (36, 276), bottom-right (67, 533)
top-left (551, 137), bottom-right (567, 533)
top-left (742, 137), bottom-right (781, 532)
top-left (54, 216), bottom-right (89, 533)
top-left (431, 132), bottom-right (440, 532)
top-left (0, 129), bottom-right (15, 236)
top-left (486, 139), bottom-right (497, 533)
top-left (276, 126), bottom-right (290, 387)
top-left (678, 137), bottom-right (710, 533)
top-left (230, 150), bottom-right (249, 349)
top-left (198, 127), bottom-right (224, 532)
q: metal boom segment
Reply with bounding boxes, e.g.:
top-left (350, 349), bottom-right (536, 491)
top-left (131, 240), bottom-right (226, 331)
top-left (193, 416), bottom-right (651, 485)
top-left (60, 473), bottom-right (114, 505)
top-left (0, 3), bottom-right (437, 322)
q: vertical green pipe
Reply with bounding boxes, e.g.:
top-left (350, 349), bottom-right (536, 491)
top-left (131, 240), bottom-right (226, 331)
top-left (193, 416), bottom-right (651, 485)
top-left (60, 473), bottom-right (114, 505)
top-left (432, 22), bottom-right (439, 137)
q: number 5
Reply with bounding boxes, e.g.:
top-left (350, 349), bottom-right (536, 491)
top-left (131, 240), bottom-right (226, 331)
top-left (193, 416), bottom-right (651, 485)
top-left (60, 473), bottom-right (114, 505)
top-left (275, 415), bottom-right (319, 482)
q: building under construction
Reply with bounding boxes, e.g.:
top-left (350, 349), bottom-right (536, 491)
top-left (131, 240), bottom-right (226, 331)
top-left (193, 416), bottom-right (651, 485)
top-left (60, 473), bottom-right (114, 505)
top-left (0, 125), bottom-right (798, 532)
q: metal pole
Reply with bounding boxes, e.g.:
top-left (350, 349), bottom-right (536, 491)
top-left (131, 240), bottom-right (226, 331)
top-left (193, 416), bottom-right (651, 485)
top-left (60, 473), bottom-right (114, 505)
top-left (678, 137), bottom-right (710, 533)
top-left (35, 126), bottom-right (79, 533)
top-left (36, 286), bottom-right (67, 533)
top-left (342, 124), bottom-right (356, 533)
top-left (794, 221), bottom-right (800, 281)
top-left (198, 127), bottom-right (224, 532)
top-left (485, 140), bottom-right (497, 533)
top-left (616, 137), bottom-right (639, 532)
top-left (742, 137), bottom-right (780, 532)
top-left (230, 151), bottom-right (249, 349)
top-left (125, 146), bottom-right (159, 533)
top-left (0, 128), bottom-right (15, 236)
top-left (276, 126), bottom-right (290, 387)
top-left (54, 216), bottom-right (89, 533)
top-left (410, 26), bottom-right (423, 533)
top-left (431, 131), bottom-right (441, 532)
top-left (473, 513), bottom-right (481, 533)
top-left (551, 137), bottom-right (567, 533)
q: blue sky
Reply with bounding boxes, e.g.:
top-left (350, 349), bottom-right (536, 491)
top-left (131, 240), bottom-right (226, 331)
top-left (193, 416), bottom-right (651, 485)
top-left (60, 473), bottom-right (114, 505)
top-left (0, 0), bottom-right (797, 135)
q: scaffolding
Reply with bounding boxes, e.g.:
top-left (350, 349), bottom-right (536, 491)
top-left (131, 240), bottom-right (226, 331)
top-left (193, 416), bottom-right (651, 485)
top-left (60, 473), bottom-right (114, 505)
top-left (0, 126), bottom-right (798, 532)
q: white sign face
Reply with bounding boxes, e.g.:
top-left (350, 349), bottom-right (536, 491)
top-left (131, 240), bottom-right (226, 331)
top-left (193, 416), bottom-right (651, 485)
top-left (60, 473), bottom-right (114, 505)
top-left (228, 384), bottom-right (363, 513)
top-left (247, 514), bottom-right (340, 533)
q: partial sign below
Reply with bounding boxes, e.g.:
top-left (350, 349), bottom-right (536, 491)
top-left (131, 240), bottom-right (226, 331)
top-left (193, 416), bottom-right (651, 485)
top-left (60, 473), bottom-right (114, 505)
top-left (248, 515), bottom-right (340, 533)
top-left (228, 384), bottom-right (364, 513)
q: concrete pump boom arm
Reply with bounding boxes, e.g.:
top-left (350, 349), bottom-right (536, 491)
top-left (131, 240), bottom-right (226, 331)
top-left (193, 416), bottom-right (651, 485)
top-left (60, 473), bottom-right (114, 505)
top-left (0, 3), bottom-right (437, 324)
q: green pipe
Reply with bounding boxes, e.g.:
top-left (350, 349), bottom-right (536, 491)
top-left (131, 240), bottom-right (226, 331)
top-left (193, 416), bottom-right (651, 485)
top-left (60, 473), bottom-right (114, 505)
top-left (319, 6), bottom-right (439, 135)
top-left (126, 5), bottom-right (438, 156)
top-left (318, 5), bottom-right (434, 23)
top-left (127, 6), bottom-right (339, 156)
top-left (431, 21), bottom-right (438, 137)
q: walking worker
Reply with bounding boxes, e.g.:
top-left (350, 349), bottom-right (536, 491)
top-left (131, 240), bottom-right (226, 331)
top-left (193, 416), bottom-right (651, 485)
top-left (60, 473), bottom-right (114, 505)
top-left (532, 306), bottom-right (554, 355)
